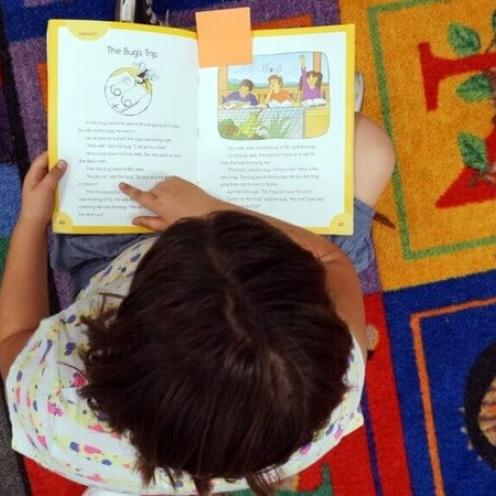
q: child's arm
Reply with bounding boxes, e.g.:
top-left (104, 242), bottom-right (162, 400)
top-left (119, 178), bottom-right (367, 355)
top-left (299, 54), bottom-right (306, 70)
top-left (264, 88), bottom-right (273, 105)
top-left (0, 153), bottom-right (66, 379)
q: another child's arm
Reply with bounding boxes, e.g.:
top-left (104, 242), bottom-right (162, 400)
top-left (299, 54), bottom-right (306, 70)
top-left (119, 179), bottom-right (367, 354)
top-left (264, 88), bottom-right (272, 105)
top-left (0, 153), bottom-right (66, 379)
top-left (299, 54), bottom-right (309, 93)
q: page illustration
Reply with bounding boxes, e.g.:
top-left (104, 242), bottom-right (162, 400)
top-left (217, 52), bottom-right (330, 141)
top-left (104, 62), bottom-right (159, 116)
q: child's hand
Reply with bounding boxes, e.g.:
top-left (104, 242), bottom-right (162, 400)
top-left (119, 176), bottom-right (223, 231)
top-left (19, 152), bottom-right (67, 228)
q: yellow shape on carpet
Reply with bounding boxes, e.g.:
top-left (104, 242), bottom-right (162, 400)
top-left (341, 0), bottom-right (496, 290)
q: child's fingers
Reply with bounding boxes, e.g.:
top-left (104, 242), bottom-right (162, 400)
top-left (24, 151), bottom-right (49, 188)
top-left (119, 183), bottom-right (157, 211)
top-left (40, 160), bottom-right (67, 191)
top-left (132, 216), bottom-right (168, 231)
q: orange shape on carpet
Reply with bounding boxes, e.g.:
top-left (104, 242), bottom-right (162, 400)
top-left (37, 62), bottom-right (47, 112)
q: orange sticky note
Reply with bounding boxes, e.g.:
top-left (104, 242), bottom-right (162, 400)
top-left (196, 7), bottom-right (252, 68)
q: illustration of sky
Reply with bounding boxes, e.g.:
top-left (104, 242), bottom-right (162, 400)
top-left (227, 52), bottom-right (329, 87)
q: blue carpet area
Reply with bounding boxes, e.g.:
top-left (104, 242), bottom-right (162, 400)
top-left (384, 270), bottom-right (496, 496)
top-left (2, 0), bottom-right (114, 42)
top-left (0, 164), bottom-right (21, 235)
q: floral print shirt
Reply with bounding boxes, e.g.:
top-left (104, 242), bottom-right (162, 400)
top-left (6, 237), bottom-right (365, 494)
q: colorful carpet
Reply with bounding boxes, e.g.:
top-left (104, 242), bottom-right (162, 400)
top-left (0, 0), bottom-right (495, 495)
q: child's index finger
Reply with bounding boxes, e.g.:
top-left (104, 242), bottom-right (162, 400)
top-left (119, 182), bottom-right (157, 210)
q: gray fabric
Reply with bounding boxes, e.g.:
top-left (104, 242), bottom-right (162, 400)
top-left (50, 233), bottom-right (155, 297)
top-left (50, 199), bottom-right (375, 295)
top-left (327, 198), bottom-right (375, 273)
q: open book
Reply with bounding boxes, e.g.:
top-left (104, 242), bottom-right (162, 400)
top-left (47, 20), bottom-right (355, 234)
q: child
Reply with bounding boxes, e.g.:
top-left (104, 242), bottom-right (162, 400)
top-left (264, 75), bottom-right (292, 107)
top-left (0, 114), bottom-right (395, 496)
top-left (222, 79), bottom-right (259, 108)
top-left (299, 55), bottom-right (324, 102)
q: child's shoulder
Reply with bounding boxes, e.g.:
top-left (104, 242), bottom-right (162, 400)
top-left (11, 235), bottom-right (160, 387)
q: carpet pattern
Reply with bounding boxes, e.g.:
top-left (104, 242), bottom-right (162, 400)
top-left (342, 0), bottom-right (496, 290)
top-left (0, 0), bottom-right (495, 495)
top-left (339, 0), bottom-right (496, 494)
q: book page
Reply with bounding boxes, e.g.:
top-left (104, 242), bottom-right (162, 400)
top-left (196, 27), bottom-right (354, 234)
top-left (49, 22), bottom-right (198, 232)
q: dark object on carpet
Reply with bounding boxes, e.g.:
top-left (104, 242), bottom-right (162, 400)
top-left (373, 211), bottom-right (395, 229)
top-left (0, 2), bottom-right (30, 177)
top-left (464, 340), bottom-right (496, 469)
top-left (115, 0), bottom-right (149, 23)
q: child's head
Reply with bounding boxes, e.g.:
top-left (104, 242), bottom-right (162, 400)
top-left (306, 71), bottom-right (323, 89)
top-left (268, 74), bottom-right (283, 92)
top-left (79, 211), bottom-right (352, 495)
top-left (239, 79), bottom-right (254, 97)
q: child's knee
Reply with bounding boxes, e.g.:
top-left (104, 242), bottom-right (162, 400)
top-left (356, 114), bottom-right (395, 178)
top-left (354, 115), bottom-right (396, 206)
top-left (375, 125), bottom-right (396, 179)
top-left (355, 114), bottom-right (396, 177)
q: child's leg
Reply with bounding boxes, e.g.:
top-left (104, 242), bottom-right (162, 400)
top-left (326, 114), bottom-right (395, 273)
top-left (354, 114), bottom-right (396, 208)
top-left (50, 233), bottom-right (154, 296)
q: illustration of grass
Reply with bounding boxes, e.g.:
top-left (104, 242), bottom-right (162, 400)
top-left (265, 115), bottom-right (292, 139)
top-left (218, 118), bottom-right (239, 138)
top-left (219, 111), bottom-right (264, 140)
top-left (237, 112), bottom-right (263, 138)
top-left (219, 110), bottom-right (293, 140)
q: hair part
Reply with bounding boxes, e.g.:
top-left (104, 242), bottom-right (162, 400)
top-left (78, 211), bottom-right (352, 495)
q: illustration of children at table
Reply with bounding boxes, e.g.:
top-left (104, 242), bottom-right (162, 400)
top-left (217, 52), bottom-right (330, 140)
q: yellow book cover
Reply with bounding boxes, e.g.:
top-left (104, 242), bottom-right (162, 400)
top-left (47, 20), bottom-right (355, 234)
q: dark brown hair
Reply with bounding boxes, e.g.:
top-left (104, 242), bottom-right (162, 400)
top-left (268, 74), bottom-right (283, 86)
top-left (299, 71), bottom-right (323, 90)
top-left (78, 211), bottom-right (352, 495)
top-left (239, 79), bottom-right (254, 91)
